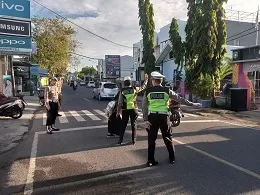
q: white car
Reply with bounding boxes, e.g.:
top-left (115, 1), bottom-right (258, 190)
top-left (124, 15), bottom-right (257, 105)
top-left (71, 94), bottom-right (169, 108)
top-left (87, 81), bottom-right (95, 88)
top-left (93, 82), bottom-right (118, 100)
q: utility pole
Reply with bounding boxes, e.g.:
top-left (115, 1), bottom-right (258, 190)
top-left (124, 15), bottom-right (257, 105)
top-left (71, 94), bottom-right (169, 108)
top-left (256, 6), bottom-right (259, 45)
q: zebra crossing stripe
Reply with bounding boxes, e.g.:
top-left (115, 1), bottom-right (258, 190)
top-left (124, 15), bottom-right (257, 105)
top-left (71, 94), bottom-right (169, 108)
top-left (94, 109), bottom-right (106, 116)
top-left (69, 111), bottom-right (86, 122)
top-left (82, 110), bottom-right (101, 120)
top-left (42, 113), bottom-right (46, 126)
top-left (58, 112), bottom-right (69, 123)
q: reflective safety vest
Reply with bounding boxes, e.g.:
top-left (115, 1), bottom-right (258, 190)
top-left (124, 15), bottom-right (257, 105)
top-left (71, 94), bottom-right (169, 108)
top-left (146, 86), bottom-right (170, 113)
top-left (122, 87), bottom-right (136, 110)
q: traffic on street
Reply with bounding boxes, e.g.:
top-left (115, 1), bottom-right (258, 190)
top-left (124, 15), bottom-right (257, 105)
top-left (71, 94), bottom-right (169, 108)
top-left (0, 84), bottom-right (259, 195)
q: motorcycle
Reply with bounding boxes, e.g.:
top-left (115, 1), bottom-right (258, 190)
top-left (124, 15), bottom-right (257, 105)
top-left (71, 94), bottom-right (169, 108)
top-left (169, 99), bottom-right (184, 127)
top-left (0, 99), bottom-right (23, 119)
top-left (15, 94), bottom-right (27, 111)
top-left (37, 88), bottom-right (45, 107)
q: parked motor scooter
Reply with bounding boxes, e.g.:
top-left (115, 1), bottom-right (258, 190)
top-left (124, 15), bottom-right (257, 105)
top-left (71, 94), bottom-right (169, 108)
top-left (0, 98), bottom-right (23, 119)
top-left (37, 87), bottom-right (45, 107)
top-left (15, 94), bottom-right (27, 111)
top-left (169, 99), bottom-right (184, 127)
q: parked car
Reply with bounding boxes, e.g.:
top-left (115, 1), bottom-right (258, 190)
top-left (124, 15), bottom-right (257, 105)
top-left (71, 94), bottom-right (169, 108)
top-left (93, 82), bottom-right (118, 101)
top-left (87, 81), bottom-right (96, 88)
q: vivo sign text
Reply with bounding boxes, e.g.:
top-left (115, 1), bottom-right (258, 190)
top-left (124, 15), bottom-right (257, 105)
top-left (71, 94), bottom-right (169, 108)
top-left (0, 0), bottom-right (30, 19)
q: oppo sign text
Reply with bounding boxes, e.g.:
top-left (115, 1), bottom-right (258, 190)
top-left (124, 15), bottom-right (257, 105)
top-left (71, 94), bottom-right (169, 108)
top-left (1, 0), bottom-right (24, 12)
top-left (0, 39), bottom-right (25, 45)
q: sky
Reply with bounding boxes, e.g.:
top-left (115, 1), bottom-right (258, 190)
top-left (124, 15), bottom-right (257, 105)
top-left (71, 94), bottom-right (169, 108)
top-left (30, 0), bottom-right (260, 71)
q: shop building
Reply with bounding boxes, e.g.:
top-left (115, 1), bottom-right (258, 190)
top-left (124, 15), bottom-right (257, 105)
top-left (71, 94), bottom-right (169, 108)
top-left (232, 45), bottom-right (260, 109)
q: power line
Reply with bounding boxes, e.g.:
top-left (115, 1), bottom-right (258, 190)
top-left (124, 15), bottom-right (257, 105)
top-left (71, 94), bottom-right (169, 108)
top-left (31, 0), bottom-right (132, 49)
top-left (227, 27), bottom-right (256, 40)
top-left (69, 52), bottom-right (101, 60)
top-left (227, 29), bottom-right (259, 43)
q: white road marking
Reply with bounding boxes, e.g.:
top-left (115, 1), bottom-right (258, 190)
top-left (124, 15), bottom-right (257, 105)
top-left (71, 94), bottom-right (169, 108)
top-left (58, 112), bottom-right (69, 123)
top-left (94, 109), bottom-right (106, 116)
top-left (172, 138), bottom-right (260, 180)
top-left (69, 111), bottom-right (86, 122)
top-left (181, 120), bottom-right (220, 123)
top-left (82, 110), bottom-right (101, 120)
top-left (42, 113), bottom-right (46, 126)
top-left (184, 113), bottom-right (199, 117)
top-left (83, 98), bottom-right (91, 102)
top-left (24, 133), bottom-right (39, 195)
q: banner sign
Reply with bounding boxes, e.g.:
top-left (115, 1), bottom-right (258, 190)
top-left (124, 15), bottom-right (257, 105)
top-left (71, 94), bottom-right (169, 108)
top-left (30, 64), bottom-right (39, 76)
top-left (0, 18), bottom-right (31, 36)
top-left (0, 35), bottom-right (32, 54)
top-left (105, 55), bottom-right (120, 78)
top-left (0, 0), bottom-right (30, 19)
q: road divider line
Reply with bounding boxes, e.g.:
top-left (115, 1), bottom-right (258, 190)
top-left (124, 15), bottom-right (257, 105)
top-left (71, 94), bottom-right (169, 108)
top-left (172, 138), bottom-right (260, 180)
top-left (84, 98), bottom-right (91, 102)
top-left (181, 120), bottom-right (220, 123)
top-left (69, 111), bottom-right (86, 122)
top-left (82, 110), bottom-right (101, 120)
top-left (58, 112), bottom-right (69, 123)
top-left (24, 133), bottom-right (39, 195)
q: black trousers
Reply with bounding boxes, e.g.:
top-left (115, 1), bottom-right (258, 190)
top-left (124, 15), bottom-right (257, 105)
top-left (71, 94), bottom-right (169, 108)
top-left (108, 111), bottom-right (121, 135)
top-left (58, 94), bottom-right (62, 105)
top-left (147, 113), bottom-right (175, 162)
top-left (46, 101), bottom-right (59, 126)
top-left (119, 109), bottom-right (138, 142)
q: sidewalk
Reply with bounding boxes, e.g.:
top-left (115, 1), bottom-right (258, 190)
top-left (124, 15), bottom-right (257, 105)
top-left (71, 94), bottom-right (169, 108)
top-left (0, 96), bottom-right (39, 154)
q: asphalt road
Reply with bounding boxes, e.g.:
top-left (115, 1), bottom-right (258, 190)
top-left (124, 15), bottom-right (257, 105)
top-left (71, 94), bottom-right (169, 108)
top-left (0, 85), bottom-right (260, 195)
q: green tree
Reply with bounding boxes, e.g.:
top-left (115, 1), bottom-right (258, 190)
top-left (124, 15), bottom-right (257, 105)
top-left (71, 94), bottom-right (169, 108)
top-left (31, 17), bottom-right (79, 76)
top-left (81, 66), bottom-right (97, 76)
top-left (169, 18), bottom-right (185, 72)
top-left (218, 56), bottom-right (232, 80)
top-left (184, 0), bottom-right (201, 100)
top-left (138, 0), bottom-right (156, 79)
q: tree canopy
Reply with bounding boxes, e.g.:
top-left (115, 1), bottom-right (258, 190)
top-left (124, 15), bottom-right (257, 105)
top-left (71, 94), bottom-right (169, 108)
top-left (138, 0), bottom-right (156, 77)
top-left (31, 17), bottom-right (80, 76)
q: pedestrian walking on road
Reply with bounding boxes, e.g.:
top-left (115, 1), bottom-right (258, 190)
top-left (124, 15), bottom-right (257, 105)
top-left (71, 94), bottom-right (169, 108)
top-left (56, 74), bottom-right (63, 117)
top-left (116, 73), bottom-right (148, 145)
top-left (142, 71), bottom-right (201, 167)
top-left (44, 77), bottom-right (60, 134)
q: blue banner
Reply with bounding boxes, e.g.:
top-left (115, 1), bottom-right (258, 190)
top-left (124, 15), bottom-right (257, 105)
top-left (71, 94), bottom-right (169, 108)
top-left (0, 0), bottom-right (30, 19)
top-left (0, 35), bottom-right (32, 53)
top-left (30, 64), bottom-right (39, 76)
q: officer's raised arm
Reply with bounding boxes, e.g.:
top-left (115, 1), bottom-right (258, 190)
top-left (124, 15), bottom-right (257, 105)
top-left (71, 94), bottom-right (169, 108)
top-left (142, 91), bottom-right (149, 121)
top-left (169, 89), bottom-right (195, 106)
top-left (136, 73), bottom-right (149, 93)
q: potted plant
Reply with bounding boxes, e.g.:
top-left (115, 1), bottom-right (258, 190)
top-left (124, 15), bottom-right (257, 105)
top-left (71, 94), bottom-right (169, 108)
top-left (193, 73), bottom-right (214, 107)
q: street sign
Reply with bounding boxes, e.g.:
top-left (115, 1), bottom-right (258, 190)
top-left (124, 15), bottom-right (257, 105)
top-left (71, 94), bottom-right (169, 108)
top-left (0, 18), bottom-right (31, 37)
top-left (0, 35), bottom-right (32, 54)
top-left (0, 0), bottom-right (31, 20)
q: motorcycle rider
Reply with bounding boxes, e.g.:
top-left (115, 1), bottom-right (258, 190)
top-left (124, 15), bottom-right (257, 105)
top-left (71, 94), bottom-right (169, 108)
top-left (73, 80), bottom-right (77, 90)
top-left (142, 71), bottom-right (200, 167)
top-left (116, 73), bottom-right (148, 145)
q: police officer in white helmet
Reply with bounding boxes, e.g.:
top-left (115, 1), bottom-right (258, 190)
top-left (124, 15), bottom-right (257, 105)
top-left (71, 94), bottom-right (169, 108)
top-left (142, 71), bottom-right (201, 167)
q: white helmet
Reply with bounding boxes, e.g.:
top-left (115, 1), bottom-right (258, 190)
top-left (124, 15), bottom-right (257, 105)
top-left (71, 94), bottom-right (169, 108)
top-left (151, 71), bottom-right (165, 79)
top-left (124, 76), bottom-right (131, 81)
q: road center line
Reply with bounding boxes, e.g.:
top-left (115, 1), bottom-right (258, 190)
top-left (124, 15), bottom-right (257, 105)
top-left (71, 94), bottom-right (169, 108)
top-left (172, 138), bottom-right (260, 180)
top-left (83, 98), bottom-right (91, 102)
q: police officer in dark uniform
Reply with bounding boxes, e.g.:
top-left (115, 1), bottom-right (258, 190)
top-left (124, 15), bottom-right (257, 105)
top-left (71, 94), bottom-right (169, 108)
top-left (117, 73), bottom-right (148, 145)
top-left (142, 71), bottom-right (201, 167)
